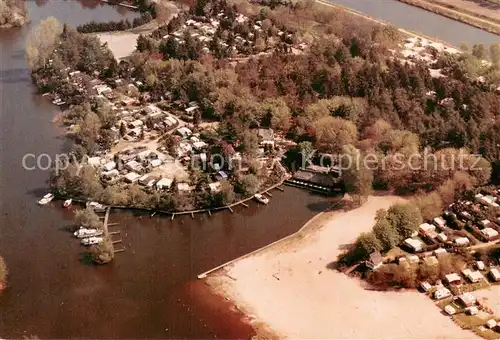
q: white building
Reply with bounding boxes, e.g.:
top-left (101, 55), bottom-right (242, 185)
top-left (445, 273), bottom-right (462, 284)
top-left (433, 217), bottom-right (446, 229)
top-left (434, 287), bottom-right (451, 300)
top-left (481, 227), bottom-right (498, 240)
top-left (156, 178), bottom-right (173, 190)
top-left (102, 161), bottom-right (116, 172)
top-left (124, 172), bottom-right (141, 183)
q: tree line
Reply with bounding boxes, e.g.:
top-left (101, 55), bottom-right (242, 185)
top-left (76, 12), bottom-right (153, 33)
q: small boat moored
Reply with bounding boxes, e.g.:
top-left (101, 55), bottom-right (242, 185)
top-left (63, 199), bottom-right (73, 208)
top-left (86, 201), bottom-right (106, 212)
top-left (254, 193), bottom-right (270, 205)
top-left (38, 193), bottom-right (54, 205)
top-left (81, 236), bottom-right (104, 246)
top-left (73, 227), bottom-right (104, 239)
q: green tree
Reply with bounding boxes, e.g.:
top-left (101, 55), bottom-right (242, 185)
top-left (236, 174), bottom-right (260, 195)
top-left (386, 203), bottom-right (423, 239)
top-left (341, 144), bottom-right (373, 201)
top-left (313, 116), bottom-right (358, 153)
top-left (214, 181), bottom-right (235, 206)
top-left (90, 235), bottom-right (114, 264)
top-left (373, 217), bottom-right (400, 252)
top-left (355, 231), bottom-right (381, 258)
top-left (412, 192), bottom-right (444, 221)
top-left (241, 130), bottom-right (260, 158)
top-left (262, 97), bottom-right (292, 132)
top-left (26, 17), bottom-right (63, 70)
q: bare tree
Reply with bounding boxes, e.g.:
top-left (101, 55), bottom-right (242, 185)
top-left (26, 16), bottom-right (62, 70)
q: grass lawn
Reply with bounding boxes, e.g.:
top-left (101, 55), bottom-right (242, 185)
top-left (452, 313), bottom-right (488, 329)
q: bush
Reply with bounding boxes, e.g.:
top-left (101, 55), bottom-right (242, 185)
top-left (90, 235), bottom-right (114, 264)
top-left (0, 256), bottom-right (7, 287)
top-left (76, 12), bottom-right (153, 33)
top-left (367, 264), bottom-right (418, 289)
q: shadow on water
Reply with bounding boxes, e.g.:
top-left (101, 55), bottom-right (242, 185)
top-left (306, 200), bottom-right (335, 212)
top-left (79, 252), bottom-right (94, 266)
top-left (0, 68), bottom-right (30, 84)
top-left (26, 187), bottom-right (52, 199)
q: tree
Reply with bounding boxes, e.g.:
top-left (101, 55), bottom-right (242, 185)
top-left (74, 207), bottom-right (102, 229)
top-left (341, 144), bottom-right (373, 201)
top-left (355, 231), bottom-right (381, 258)
top-left (386, 203), bottom-right (423, 239)
top-left (26, 17), bottom-right (63, 70)
top-left (236, 174), bottom-right (260, 195)
top-left (313, 116), bottom-right (358, 153)
top-left (471, 44), bottom-right (487, 60)
top-left (119, 122), bottom-right (127, 137)
top-left (373, 217), bottom-right (399, 252)
top-left (412, 192), bottom-right (444, 221)
top-left (0, 0), bottom-right (28, 28)
top-left (262, 97), bottom-right (292, 132)
top-left (379, 129), bottom-right (419, 156)
top-left (363, 119), bottom-right (392, 142)
top-left (241, 130), bottom-right (260, 158)
top-left (90, 235), bottom-right (114, 264)
top-left (101, 185), bottom-right (129, 206)
top-left (214, 181), bottom-right (235, 206)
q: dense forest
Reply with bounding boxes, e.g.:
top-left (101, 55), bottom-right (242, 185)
top-left (0, 0), bottom-right (28, 28)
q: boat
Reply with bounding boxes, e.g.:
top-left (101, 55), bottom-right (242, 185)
top-left (52, 98), bottom-right (66, 106)
top-left (81, 236), bottom-right (103, 246)
top-left (86, 201), bottom-right (107, 212)
top-left (254, 193), bottom-right (269, 205)
top-left (73, 227), bottom-right (103, 239)
top-left (37, 193), bottom-right (54, 205)
top-left (63, 199), bottom-right (73, 208)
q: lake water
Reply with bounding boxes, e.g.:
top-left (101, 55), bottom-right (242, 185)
top-left (0, 0), bottom-right (496, 338)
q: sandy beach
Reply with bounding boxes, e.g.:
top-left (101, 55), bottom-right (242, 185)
top-left (207, 195), bottom-right (478, 339)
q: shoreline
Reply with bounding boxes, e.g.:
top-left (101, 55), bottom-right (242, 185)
top-left (204, 195), bottom-right (479, 339)
top-left (396, 0), bottom-right (500, 36)
top-left (315, 0), bottom-right (460, 48)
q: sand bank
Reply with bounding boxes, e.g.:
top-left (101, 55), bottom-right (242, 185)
top-left (207, 195), bottom-right (478, 339)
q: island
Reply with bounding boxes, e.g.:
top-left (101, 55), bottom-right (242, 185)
top-left (0, 0), bottom-right (28, 28)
